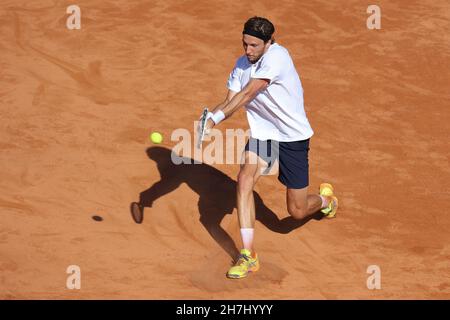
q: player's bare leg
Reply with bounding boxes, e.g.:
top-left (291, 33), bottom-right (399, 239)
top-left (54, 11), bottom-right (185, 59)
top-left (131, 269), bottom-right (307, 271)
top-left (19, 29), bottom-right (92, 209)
top-left (236, 151), bottom-right (268, 250)
top-left (286, 186), bottom-right (338, 220)
top-left (227, 151), bottom-right (267, 279)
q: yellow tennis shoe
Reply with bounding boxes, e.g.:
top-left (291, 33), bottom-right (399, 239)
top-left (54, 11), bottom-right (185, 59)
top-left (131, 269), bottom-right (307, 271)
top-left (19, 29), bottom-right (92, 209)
top-left (320, 183), bottom-right (338, 218)
top-left (226, 249), bottom-right (259, 279)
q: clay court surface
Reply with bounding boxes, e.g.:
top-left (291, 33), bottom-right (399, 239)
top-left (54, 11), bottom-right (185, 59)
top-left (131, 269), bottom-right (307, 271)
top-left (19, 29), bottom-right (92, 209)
top-left (1, 0), bottom-right (449, 299)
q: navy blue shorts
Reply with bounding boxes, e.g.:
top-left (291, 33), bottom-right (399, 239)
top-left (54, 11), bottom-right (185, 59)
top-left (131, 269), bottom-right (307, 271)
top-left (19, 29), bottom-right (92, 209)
top-left (244, 137), bottom-right (310, 189)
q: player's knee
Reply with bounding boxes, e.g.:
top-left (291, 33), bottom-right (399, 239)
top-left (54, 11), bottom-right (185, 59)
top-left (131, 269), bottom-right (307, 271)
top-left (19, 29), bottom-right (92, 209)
top-left (287, 203), bottom-right (307, 220)
top-left (237, 171), bottom-right (254, 192)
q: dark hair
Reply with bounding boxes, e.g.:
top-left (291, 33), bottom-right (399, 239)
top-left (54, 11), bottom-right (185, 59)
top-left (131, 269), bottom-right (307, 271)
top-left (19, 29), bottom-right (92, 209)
top-left (243, 16), bottom-right (275, 44)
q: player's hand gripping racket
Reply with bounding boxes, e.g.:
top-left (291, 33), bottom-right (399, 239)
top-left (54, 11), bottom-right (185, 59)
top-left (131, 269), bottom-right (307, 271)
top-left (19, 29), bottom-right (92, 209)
top-left (196, 107), bottom-right (209, 149)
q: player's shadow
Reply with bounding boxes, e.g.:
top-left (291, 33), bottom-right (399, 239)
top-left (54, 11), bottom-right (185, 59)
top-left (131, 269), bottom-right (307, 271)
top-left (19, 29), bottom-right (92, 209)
top-left (131, 146), bottom-right (320, 259)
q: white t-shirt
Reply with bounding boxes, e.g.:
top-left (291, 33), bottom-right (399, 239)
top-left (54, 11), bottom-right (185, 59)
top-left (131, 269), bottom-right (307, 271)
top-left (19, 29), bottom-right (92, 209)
top-left (227, 43), bottom-right (314, 142)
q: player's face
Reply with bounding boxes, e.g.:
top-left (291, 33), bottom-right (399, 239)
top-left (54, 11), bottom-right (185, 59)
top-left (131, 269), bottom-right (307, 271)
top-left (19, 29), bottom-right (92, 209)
top-left (242, 34), bottom-right (270, 64)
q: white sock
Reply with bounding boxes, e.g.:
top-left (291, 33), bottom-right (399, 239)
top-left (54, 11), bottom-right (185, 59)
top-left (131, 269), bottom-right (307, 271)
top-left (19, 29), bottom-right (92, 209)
top-left (320, 195), bottom-right (329, 209)
top-left (240, 228), bottom-right (254, 251)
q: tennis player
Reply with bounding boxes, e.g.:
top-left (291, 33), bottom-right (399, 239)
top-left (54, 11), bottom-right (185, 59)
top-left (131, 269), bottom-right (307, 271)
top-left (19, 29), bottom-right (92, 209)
top-left (200, 16), bottom-right (338, 279)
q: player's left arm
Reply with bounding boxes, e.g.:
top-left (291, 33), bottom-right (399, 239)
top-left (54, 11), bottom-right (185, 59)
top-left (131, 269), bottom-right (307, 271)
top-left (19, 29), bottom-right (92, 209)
top-left (206, 78), bottom-right (269, 128)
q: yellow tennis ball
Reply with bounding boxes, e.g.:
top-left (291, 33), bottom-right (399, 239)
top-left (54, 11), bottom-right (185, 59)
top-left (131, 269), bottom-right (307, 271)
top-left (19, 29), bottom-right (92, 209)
top-left (150, 131), bottom-right (163, 144)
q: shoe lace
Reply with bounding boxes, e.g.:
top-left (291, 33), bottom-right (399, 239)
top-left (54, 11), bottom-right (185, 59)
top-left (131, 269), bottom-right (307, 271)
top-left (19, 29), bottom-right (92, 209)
top-left (236, 253), bottom-right (251, 266)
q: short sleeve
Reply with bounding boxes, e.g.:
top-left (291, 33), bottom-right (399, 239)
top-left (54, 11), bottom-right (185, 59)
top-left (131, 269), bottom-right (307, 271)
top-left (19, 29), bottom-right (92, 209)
top-left (226, 64), bottom-right (242, 92)
top-left (251, 51), bottom-right (282, 84)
